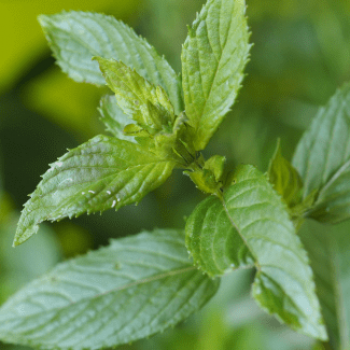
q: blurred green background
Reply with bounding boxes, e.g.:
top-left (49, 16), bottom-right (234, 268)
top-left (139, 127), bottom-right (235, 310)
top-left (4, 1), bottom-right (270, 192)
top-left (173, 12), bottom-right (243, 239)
top-left (1, 0), bottom-right (350, 349)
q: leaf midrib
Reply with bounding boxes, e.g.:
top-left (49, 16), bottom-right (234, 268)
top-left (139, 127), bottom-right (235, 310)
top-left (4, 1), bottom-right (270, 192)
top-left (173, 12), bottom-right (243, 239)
top-left (1, 266), bottom-right (197, 321)
top-left (190, 1), bottom-right (235, 133)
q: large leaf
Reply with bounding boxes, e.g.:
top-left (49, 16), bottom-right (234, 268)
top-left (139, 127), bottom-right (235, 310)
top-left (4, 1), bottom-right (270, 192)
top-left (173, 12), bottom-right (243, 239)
top-left (95, 57), bottom-right (175, 133)
top-left (14, 135), bottom-right (175, 246)
top-left (186, 165), bottom-right (327, 340)
top-left (293, 83), bottom-right (350, 224)
top-left (98, 95), bottom-right (134, 141)
top-left (181, 0), bottom-right (251, 151)
top-left (39, 11), bottom-right (183, 113)
top-left (0, 229), bottom-right (220, 350)
top-left (301, 222), bottom-right (350, 350)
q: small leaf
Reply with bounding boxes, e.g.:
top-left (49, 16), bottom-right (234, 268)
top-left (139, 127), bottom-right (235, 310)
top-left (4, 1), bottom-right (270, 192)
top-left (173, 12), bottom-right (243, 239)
top-left (0, 229), bottom-right (220, 350)
top-left (14, 135), bottom-right (175, 246)
top-left (301, 222), bottom-right (350, 350)
top-left (95, 57), bottom-right (175, 134)
top-left (181, 0), bottom-right (251, 151)
top-left (39, 11), bottom-right (183, 113)
top-left (293, 83), bottom-right (350, 224)
top-left (205, 155), bottom-right (226, 182)
top-left (268, 139), bottom-right (303, 207)
top-left (184, 155), bottom-right (225, 196)
top-left (186, 165), bottom-right (327, 340)
top-left (98, 95), bottom-right (134, 141)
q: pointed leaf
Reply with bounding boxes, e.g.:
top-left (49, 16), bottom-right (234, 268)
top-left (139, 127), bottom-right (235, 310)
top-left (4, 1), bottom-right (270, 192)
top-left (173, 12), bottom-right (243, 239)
top-left (301, 223), bottom-right (350, 350)
top-left (98, 95), bottom-right (134, 141)
top-left (186, 165), bottom-right (327, 340)
top-left (0, 229), bottom-right (220, 350)
top-left (39, 11), bottom-right (183, 113)
top-left (293, 83), bottom-right (350, 223)
top-left (181, 0), bottom-right (251, 150)
top-left (95, 57), bottom-right (175, 133)
top-left (15, 135), bottom-right (175, 246)
top-left (268, 140), bottom-right (303, 207)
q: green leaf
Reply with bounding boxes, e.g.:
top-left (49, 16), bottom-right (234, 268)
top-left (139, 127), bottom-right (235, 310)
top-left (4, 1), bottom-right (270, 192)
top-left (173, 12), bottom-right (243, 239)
top-left (185, 165), bottom-right (327, 340)
top-left (98, 95), bottom-right (134, 141)
top-left (268, 140), bottom-right (303, 207)
top-left (95, 57), bottom-right (175, 134)
top-left (184, 154), bottom-right (226, 196)
top-left (293, 83), bottom-right (350, 224)
top-left (0, 229), bottom-right (220, 350)
top-left (14, 135), bottom-right (175, 246)
top-left (181, 0), bottom-right (251, 151)
top-left (39, 11), bottom-right (183, 113)
top-left (301, 222), bottom-right (350, 350)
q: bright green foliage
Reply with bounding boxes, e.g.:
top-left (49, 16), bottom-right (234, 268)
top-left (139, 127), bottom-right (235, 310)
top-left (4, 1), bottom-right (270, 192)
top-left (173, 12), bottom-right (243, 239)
top-left (186, 165), bottom-right (327, 340)
top-left (14, 135), bottom-right (175, 246)
top-left (8, 0), bottom-right (350, 348)
top-left (95, 57), bottom-right (175, 135)
top-left (39, 12), bottom-right (183, 113)
top-left (181, 0), bottom-right (251, 151)
top-left (185, 154), bottom-right (226, 196)
top-left (0, 229), bottom-right (219, 350)
top-left (268, 140), bottom-right (303, 208)
top-left (293, 83), bottom-right (350, 224)
top-left (301, 223), bottom-right (350, 350)
top-left (98, 95), bottom-right (134, 141)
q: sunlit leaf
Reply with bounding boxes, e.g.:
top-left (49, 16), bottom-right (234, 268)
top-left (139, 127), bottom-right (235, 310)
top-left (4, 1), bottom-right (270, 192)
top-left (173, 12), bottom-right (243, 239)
top-left (14, 135), bottom-right (175, 246)
top-left (95, 57), bottom-right (175, 134)
top-left (181, 0), bottom-right (251, 150)
top-left (186, 165), bottom-right (327, 340)
top-left (39, 11), bottom-right (183, 113)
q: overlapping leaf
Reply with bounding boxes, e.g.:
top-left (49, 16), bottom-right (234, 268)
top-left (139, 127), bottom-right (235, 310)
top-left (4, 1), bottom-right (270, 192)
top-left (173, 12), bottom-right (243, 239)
top-left (268, 140), bottom-right (303, 208)
top-left (181, 0), bottom-right (251, 150)
top-left (0, 229), bottom-right (220, 350)
top-left (14, 135), bottom-right (175, 246)
top-left (98, 95), bottom-right (134, 141)
top-left (186, 165), bottom-right (327, 340)
top-left (301, 222), bottom-right (350, 350)
top-left (39, 11), bottom-right (183, 113)
top-left (95, 57), bottom-right (175, 134)
top-left (293, 83), bottom-right (350, 223)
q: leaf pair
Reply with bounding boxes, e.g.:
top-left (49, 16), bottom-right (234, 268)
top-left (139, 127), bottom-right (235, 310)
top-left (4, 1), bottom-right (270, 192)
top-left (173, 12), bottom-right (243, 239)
top-left (14, 0), bottom-right (251, 245)
top-left (185, 165), bottom-right (327, 340)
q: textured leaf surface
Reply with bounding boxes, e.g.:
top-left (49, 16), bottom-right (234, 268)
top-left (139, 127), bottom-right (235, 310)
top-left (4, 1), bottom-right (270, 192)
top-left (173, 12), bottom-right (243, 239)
top-left (98, 95), bottom-right (134, 141)
top-left (268, 140), bottom-right (303, 207)
top-left (293, 83), bottom-right (350, 223)
top-left (39, 11), bottom-right (183, 113)
top-left (0, 229), bottom-right (220, 350)
top-left (181, 0), bottom-right (251, 150)
top-left (14, 135), bottom-right (174, 246)
top-left (301, 222), bottom-right (350, 350)
top-left (186, 165), bottom-right (326, 340)
top-left (95, 57), bottom-right (175, 133)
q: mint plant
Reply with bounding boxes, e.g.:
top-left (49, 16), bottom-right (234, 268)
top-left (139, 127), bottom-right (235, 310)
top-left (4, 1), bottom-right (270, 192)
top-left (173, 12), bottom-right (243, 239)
top-left (1, 0), bottom-right (350, 348)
